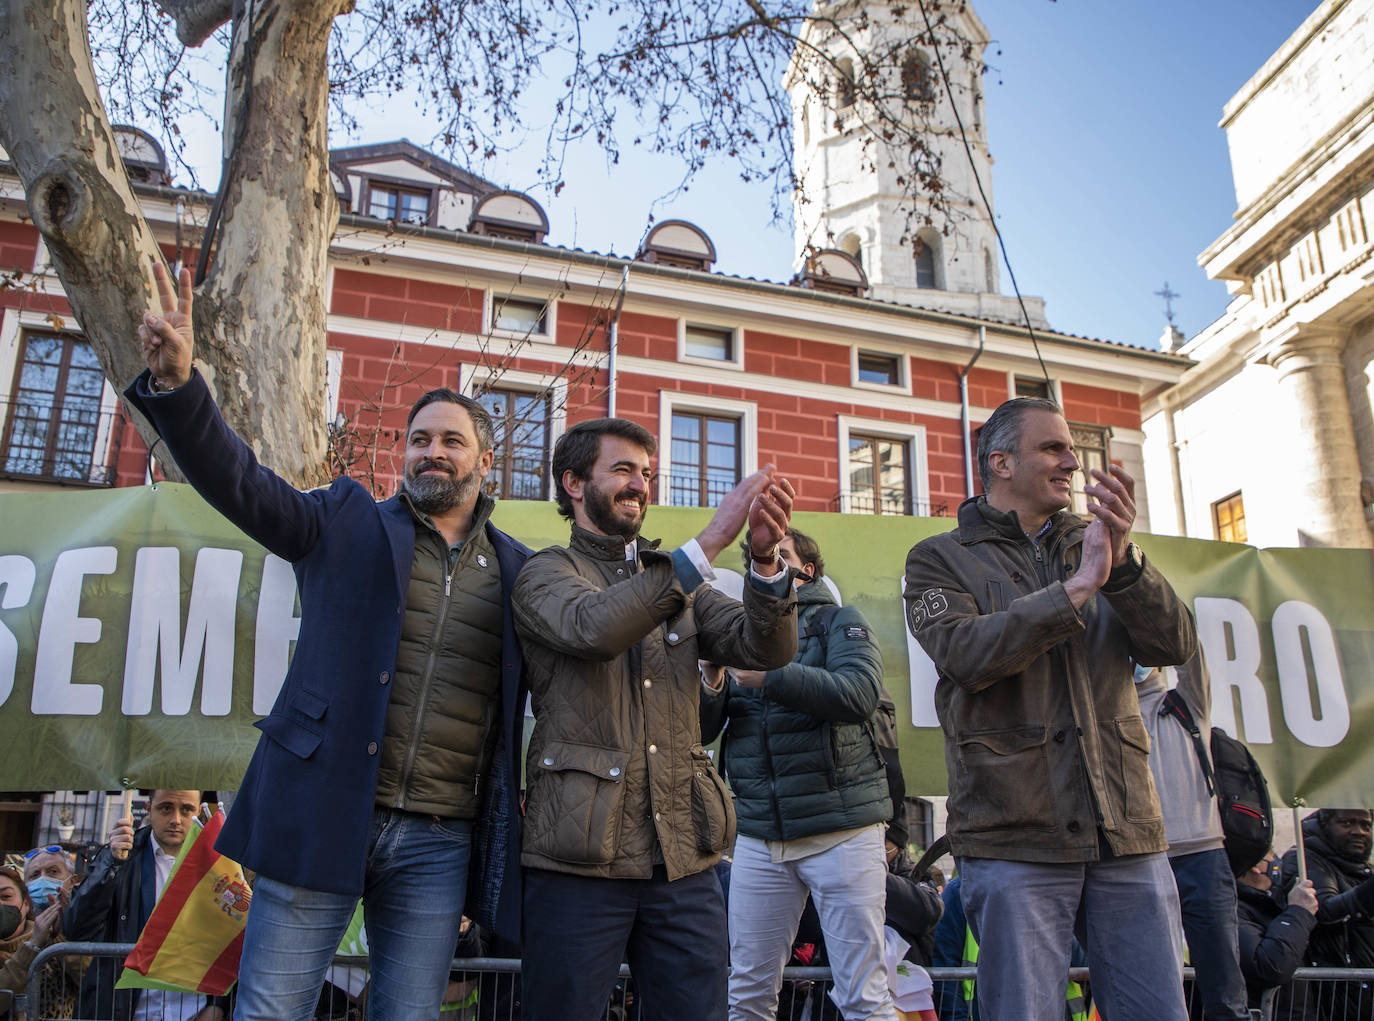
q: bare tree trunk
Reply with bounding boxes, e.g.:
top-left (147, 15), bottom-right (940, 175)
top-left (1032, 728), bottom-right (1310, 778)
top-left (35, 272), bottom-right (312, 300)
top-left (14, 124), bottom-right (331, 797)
top-left (0, 0), bottom-right (345, 489)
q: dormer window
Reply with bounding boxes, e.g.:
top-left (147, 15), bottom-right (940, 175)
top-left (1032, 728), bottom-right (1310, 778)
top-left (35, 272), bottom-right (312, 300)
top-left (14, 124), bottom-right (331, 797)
top-left (637, 221), bottom-right (717, 273)
top-left (470, 191), bottom-right (550, 244)
top-left (367, 183), bottom-right (431, 225)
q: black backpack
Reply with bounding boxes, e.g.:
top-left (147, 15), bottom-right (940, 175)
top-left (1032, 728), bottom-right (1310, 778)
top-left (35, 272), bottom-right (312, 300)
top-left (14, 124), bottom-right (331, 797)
top-left (1161, 689), bottom-right (1273, 876)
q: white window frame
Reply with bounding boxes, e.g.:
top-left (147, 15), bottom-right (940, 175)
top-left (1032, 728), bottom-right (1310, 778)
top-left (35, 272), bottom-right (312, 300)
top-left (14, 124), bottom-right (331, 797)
top-left (836, 415), bottom-right (930, 515)
top-left (656, 392), bottom-right (758, 507)
top-left (325, 348), bottom-right (344, 426)
top-left (851, 345), bottom-right (909, 394)
top-left (460, 365), bottom-right (568, 496)
top-left (677, 321), bottom-right (744, 371)
top-left (486, 291), bottom-right (557, 345)
top-left (1007, 372), bottom-right (1061, 403)
top-left (1, 313), bottom-right (120, 484)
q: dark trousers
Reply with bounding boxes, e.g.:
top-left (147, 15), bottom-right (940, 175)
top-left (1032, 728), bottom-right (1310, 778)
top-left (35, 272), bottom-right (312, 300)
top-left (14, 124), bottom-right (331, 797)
top-left (1171, 848), bottom-right (1250, 1021)
top-left (522, 864), bottom-right (728, 1021)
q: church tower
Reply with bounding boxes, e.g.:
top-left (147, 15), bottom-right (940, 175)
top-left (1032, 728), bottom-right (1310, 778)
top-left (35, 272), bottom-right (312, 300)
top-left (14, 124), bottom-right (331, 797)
top-left (788, 1), bottom-right (1048, 327)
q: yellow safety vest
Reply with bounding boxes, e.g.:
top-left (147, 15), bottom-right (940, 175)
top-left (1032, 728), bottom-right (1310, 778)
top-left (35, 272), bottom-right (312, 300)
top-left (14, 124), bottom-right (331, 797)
top-left (961, 927), bottom-right (1088, 1021)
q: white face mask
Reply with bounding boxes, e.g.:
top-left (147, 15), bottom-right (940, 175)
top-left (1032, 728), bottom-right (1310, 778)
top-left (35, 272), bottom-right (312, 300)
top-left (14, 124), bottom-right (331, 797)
top-left (1132, 662), bottom-right (1154, 685)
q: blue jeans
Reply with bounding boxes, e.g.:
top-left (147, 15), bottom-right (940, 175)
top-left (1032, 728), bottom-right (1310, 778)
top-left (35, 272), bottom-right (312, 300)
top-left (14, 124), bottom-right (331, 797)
top-left (1170, 849), bottom-right (1249, 1021)
top-left (960, 853), bottom-right (1187, 1021)
top-left (234, 809), bottom-right (472, 1021)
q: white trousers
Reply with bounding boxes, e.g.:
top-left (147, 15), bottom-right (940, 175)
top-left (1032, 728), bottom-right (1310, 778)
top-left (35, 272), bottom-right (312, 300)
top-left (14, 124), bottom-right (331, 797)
top-left (727, 826), bottom-right (897, 1021)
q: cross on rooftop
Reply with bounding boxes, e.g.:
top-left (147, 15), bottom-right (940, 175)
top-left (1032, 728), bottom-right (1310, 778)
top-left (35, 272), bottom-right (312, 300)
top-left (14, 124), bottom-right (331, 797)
top-left (1155, 281), bottom-right (1180, 325)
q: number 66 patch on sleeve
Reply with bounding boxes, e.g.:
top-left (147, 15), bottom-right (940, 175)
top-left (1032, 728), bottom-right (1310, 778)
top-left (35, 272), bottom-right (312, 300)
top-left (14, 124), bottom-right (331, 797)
top-left (907, 588), bottom-right (950, 633)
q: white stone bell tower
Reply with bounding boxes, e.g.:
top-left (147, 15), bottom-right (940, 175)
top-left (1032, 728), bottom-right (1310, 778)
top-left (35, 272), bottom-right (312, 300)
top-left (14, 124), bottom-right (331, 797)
top-left (787, 0), bottom-right (1048, 326)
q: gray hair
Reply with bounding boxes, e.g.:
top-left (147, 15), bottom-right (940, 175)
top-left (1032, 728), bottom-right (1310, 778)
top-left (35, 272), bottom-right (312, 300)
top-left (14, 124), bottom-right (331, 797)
top-left (406, 389), bottom-right (495, 453)
top-left (976, 397), bottom-right (1063, 490)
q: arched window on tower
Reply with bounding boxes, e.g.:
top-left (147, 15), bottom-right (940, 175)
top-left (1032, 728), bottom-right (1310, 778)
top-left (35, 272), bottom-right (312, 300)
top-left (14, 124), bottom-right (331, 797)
top-left (971, 71), bottom-right (983, 131)
top-left (902, 51), bottom-right (934, 103)
top-left (836, 58), bottom-right (857, 110)
top-left (984, 247), bottom-right (995, 292)
top-left (914, 232), bottom-right (940, 289)
top-left (840, 233), bottom-right (863, 268)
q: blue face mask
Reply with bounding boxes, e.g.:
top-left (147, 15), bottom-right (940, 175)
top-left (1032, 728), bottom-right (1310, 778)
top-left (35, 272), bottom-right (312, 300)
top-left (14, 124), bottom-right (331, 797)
top-left (1133, 662), bottom-right (1154, 685)
top-left (27, 876), bottom-right (63, 912)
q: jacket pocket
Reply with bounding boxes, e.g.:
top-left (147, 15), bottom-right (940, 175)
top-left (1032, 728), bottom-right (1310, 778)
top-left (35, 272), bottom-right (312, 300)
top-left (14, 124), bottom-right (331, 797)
top-left (689, 747), bottom-right (736, 854)
top-left (1106, 715), bottom-right (1162, 823)
top-left (527, 741), bottom-right (629, 866)
top-left (953, 726), bottom-right (1055, 832)
top-left (255, 714), bottom-right (323, 760)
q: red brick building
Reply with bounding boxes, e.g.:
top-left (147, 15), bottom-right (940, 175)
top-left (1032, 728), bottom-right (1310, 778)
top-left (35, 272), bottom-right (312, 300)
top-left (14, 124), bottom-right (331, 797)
top-left (1, 136), bottom-right (1188, 519)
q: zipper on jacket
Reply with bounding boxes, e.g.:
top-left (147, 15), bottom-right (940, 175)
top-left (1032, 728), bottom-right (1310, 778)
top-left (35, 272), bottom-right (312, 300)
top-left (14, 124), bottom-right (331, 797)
top-left (397, 535), bottom-right (460, 802)
top-left (760, 702), bottom-right (787, 838)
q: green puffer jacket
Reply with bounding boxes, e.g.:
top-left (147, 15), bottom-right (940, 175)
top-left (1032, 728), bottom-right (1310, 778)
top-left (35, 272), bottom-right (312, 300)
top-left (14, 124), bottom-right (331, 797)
top-left (701, 580), bottom-right (891, 841)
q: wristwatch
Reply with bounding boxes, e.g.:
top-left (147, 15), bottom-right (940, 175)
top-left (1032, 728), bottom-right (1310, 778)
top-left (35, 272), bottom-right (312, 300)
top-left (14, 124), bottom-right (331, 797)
top-left (1125, 541), bottom-right (1145, 572)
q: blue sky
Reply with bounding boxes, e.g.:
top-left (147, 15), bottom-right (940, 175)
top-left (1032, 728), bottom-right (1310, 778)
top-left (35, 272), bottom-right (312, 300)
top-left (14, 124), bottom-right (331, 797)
top-left (174, 1), bottom-right (1315, 352)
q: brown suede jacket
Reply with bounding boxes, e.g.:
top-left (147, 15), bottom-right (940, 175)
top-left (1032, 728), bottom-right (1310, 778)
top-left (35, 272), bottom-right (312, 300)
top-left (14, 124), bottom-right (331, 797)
top-left (513, 525), bottom-right (796, 879)
top-left (904, 496), bottom-right (1197, 863)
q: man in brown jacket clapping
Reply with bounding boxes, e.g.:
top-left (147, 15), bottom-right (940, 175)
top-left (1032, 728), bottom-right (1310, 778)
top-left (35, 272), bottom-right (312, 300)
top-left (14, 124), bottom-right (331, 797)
top-left (513, 417), bottom-right (797, 1021)
top-left (905, 397), bottom-right (1198, 1021)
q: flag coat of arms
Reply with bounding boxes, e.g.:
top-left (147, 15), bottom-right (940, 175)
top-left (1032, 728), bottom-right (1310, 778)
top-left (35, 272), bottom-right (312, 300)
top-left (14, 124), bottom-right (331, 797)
top-left (118, 809), bottom-right (251, 995)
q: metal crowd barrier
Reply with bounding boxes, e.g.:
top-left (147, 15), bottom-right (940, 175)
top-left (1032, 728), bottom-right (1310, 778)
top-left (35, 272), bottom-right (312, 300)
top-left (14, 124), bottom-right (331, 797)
top-left (17, 943), bottom-right (1374, 1020)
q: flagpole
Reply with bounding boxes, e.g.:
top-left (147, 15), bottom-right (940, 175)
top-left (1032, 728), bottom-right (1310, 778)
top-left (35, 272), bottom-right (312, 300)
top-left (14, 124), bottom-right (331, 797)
top-left (1292, 798), bottom-right (1307, 884)
top-left (114, 779), bottom-right (135, 862)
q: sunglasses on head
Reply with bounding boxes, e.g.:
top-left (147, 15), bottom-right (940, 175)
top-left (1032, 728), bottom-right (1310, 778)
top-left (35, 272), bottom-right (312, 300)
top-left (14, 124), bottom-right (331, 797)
top-left (23, 846), bottom-right (62, 860)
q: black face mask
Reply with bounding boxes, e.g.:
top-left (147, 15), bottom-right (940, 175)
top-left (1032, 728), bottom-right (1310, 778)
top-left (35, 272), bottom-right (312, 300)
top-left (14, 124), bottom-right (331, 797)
top-left (0, 904), bottom-right (21, 940)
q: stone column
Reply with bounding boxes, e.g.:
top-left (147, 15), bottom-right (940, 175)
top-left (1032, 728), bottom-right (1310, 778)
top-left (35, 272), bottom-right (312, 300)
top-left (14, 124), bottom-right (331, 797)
top-left (1266, 325), bottom-right (1373, 548)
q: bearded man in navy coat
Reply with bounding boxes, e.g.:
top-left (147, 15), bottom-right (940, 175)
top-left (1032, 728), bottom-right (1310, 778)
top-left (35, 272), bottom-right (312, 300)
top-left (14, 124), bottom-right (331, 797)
top-left (126, 263), bottom-right (528, 1021)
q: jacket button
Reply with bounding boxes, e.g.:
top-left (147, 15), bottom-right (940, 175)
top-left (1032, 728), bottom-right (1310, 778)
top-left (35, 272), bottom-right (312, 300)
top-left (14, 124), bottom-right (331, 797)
top-left (379, 671), bottom-right (390, 685)
top-left (367, 742), bottom-right (378, 755)
top-left (616, 568), bottom-right (625, 575)
top-left (654, 811), bottom-right (662, 822)
top-left (648, 744), bottom-right (657, 755)
top-left (396, 604), bottom-right (402, 614)
top-left (1010, 571), bottom-right (1022, 582)
top-left (1067, 820), bottom-right (1081, 833)
top-left (610, 767), bottom-right (622, 777)
top-left (1053, 730), bottom-right (1066, 743)
top-left (668, 632), bottom-right (679, 642)
top-left (643, 678), bottom-right (653, 689)
top-left (543, 757), bottom-right (554, 767)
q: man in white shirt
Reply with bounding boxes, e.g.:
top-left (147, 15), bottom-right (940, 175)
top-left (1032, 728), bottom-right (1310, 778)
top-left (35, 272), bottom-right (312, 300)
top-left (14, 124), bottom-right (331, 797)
top-left (64, 790), bottom-right (227, 1021)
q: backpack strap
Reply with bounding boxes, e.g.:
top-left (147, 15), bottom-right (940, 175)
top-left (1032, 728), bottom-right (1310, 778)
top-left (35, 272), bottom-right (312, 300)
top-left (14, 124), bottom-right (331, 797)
top-left (801, 604), bottom-right (841, 652)
top-left (1161, 688), bottom-right (1216, 798)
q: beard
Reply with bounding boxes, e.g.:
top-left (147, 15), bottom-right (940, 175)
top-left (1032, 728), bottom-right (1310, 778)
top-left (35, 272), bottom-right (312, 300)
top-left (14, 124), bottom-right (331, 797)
top-left (583, 478), bottom-right (646, 540)
top-left (403, 459), bottom-right (483, 515)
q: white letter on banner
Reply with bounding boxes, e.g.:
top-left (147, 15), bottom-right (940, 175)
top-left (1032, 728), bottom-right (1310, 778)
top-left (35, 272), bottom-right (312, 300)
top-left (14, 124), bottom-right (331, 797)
top-left (1194, 596), bottom-right (1272, 743)
top-left (122, 547), bottom-right (243, 716)
top-left (0, 556), bottom-right (38, 706)
top-left (32, 546), bottom-right (117, 715)
top-left (901, 577), bottom-right (940, 726)
top-left (1271, 600), bottom-right (1349, 748)
top-left (253, 554), bottom-right (300, 715)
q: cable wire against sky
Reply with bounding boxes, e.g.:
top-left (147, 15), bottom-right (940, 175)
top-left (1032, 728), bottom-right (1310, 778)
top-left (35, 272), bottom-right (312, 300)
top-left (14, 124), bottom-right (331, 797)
top-left (914, 0), bottom-right (1051, 385)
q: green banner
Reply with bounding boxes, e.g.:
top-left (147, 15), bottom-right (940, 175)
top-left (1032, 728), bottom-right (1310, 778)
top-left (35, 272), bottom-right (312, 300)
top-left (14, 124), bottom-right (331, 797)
top-left (2, 484), bottom-right (1372, 808)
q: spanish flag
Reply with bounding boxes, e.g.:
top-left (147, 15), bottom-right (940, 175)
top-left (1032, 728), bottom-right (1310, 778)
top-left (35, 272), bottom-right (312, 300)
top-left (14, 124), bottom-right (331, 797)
top-left (117, 809), bottom-right (251, 995)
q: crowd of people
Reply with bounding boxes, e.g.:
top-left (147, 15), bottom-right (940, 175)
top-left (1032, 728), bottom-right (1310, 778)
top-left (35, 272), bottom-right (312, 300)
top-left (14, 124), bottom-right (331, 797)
top-left (3, 266), bottom-right (1372, 1021)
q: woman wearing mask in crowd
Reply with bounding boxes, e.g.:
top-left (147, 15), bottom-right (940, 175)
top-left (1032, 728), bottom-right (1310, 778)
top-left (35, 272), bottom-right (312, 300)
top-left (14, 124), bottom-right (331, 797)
top-left (0, 860), bottom-right (65, 1012)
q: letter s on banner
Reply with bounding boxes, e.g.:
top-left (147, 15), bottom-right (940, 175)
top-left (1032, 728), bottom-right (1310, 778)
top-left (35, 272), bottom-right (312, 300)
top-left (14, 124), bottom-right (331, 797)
top-left (0, 556), bottom-right (37, 707)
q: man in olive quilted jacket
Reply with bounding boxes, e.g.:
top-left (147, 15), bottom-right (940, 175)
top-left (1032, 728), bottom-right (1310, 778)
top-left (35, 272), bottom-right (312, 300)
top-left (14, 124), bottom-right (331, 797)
top-left (513, 417), bottom-right (798, 1021)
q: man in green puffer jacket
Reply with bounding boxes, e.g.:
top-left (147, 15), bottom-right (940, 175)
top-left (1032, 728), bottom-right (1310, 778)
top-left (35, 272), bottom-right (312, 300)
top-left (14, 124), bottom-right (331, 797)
top-left (703, 527), bottom-right (896, 1021)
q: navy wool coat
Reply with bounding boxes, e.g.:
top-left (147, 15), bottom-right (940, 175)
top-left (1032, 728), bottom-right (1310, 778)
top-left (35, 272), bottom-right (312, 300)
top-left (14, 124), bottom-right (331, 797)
top-left (125, 369), bottom-right (529, 950)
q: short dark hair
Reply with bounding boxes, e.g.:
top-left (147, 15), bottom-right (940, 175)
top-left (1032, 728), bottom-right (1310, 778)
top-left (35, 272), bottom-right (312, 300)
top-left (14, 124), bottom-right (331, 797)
top-left (551, 418), bottom-right (657, 520)
top-left (1317, 808), bottom-right (1373, 828)
top-left (740, 526), bottom-right (824, 579)
top-left (976, 397), bottom-right (1063, 490)
top-left (405, 389), bottom-right (495, 453)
